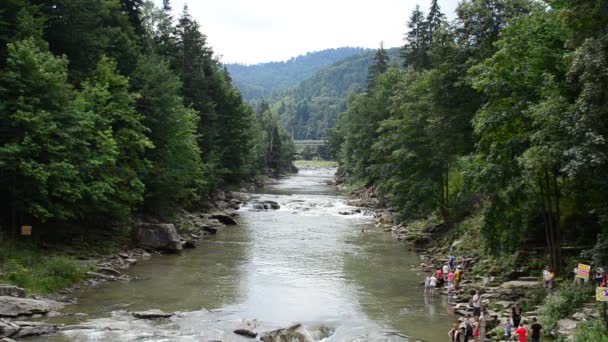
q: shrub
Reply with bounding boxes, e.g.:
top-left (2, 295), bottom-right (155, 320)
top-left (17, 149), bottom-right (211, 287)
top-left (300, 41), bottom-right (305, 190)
top-left (0, 245), bottom-right (87, 294)
top-left (573, 319), bottom-right (608, 342)
top-left (539, 284), bottom-right (594, 331)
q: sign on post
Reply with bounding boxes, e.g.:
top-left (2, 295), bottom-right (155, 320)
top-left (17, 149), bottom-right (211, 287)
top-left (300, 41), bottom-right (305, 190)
top-left (597, 287), bottom-right (608, 302)
top-left (20, 225), bottom-right (32, 236)
top-left (576, 263), bottom-right (591, 280)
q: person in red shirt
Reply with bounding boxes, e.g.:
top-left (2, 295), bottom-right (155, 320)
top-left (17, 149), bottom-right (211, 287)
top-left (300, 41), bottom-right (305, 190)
top-left (515, 322), bottom-right (528, 342)
top-left (436, 268), bottom-right (444, 287)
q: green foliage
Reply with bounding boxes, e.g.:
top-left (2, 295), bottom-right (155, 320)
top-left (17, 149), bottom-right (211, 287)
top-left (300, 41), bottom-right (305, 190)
top-left (0, 244), bottom-right (87, 294)
top-left (539, 285), bottom-right (594, 331)
top-left (573, 319), bottom-right (608, 342)
top-left (226, 47), bottom-right (368, 101)
top-left (331, 0), bottom-right (608, 273)
top-left (130, 53), bottom-right (204, 211)
top-left (0, 0), bottom-right (294, 236)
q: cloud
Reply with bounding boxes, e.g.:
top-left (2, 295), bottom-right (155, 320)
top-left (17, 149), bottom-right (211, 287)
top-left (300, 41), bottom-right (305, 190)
top-left (156, 0), bottom-right (460, 64)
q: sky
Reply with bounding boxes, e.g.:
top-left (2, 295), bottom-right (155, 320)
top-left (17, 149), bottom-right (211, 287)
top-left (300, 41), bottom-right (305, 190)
top-left (155, 0), bottom-right (461, 65)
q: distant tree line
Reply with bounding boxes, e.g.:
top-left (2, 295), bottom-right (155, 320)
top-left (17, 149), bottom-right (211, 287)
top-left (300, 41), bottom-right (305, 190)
top-left (328, 0), bottom-right (608, 271)
top-left (0, 0), bottom-right (294, 234)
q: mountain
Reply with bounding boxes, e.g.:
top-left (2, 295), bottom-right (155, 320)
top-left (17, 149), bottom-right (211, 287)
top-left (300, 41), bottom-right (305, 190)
top-left (270, 48), bottom-right (401, 140)
top-left (226, 47), bottom-right (368, 101)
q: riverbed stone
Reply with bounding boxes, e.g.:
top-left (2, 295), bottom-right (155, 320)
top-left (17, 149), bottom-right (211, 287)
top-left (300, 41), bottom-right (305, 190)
top-left (557, 318), bottom-right (578, 337)
top-left (0, 297), bottom-right (63, 318)
top-left (132, 223), bottom-right (183, 253)
top-left (210, 214), bottom-right (238, 225)
top-left (0, 286), bottom-right (25, 298)
top-left (0, 319), bottom-right (19, 338)
top-left (261, 201), bottom-right (280, 210)
top-left (500, 280), bottom-right (542, 289)
top-left (234, 328), bottom-right (257, 338)
top-left (11, 321), bottom-right (57, 339)
top-left (131, 309), bottom-right (174, 319)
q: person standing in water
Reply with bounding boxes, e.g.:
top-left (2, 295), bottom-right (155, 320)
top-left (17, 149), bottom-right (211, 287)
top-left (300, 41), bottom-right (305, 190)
top-left (429, 273), bottom-right (437, 295)
top-left (424, 274), bottom-right (431, 295)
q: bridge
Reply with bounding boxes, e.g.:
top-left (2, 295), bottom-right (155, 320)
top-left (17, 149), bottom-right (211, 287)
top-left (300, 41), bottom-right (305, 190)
top-left (293, 140), bottom-right (325, 147)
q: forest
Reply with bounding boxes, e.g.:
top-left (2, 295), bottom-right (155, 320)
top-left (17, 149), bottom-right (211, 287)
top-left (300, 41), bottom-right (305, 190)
top-left (0, 0), bottom-right (295, 236)
top-left (328, 0), bottom-right (608, 274)
top-left (226, 47), bottom-right (367, 102)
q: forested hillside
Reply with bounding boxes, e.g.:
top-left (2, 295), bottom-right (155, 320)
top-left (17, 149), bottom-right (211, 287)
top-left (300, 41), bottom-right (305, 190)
top-left (269, 47), bottom-right (400, 140)
top-left (0, 0), bottom-right (295, 235)
top-left (226, 47), bottom-right (367, 101)
top-left (329, 0), bottom-right (608, 277)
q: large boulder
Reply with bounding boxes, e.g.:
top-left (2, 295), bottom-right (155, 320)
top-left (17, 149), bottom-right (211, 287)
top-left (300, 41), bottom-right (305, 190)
top-left (132, 223), bottom-right (182, 253)
top-left (0, 297), bottom-right (63, 318)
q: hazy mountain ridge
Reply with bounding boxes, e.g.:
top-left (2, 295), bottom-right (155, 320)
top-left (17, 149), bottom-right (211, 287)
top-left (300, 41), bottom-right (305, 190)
top-left (226, 47), bottom-right (369, 101)
top-left (270, 48), bottom-right (401, 140)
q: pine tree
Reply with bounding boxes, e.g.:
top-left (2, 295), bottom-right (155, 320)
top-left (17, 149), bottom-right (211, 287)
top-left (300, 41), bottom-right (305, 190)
top-left (367, 41), bottom-right (390, 89)
top-left (426, 0), bottom-right (446, 46)
top-left (131, 53), bottom-right (204, 211)
top-left (401, 5), bottom-right (429, 70)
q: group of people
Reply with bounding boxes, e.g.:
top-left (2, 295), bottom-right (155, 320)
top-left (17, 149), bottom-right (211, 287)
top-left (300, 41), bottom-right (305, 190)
top-left (573, 264), bottom-right (608, 287)
top-left (424, 255), bottom-right (463, 295)
top-left (448, 297), bottom-right (543, 342)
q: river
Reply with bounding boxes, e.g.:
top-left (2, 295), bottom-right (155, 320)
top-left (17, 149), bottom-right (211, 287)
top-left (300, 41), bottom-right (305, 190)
top-left (35, 168), bottom-right (454, 341)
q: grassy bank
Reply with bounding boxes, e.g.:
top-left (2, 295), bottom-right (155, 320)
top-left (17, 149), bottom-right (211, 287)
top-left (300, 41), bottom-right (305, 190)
top-left (0, 242), bottom-right (88, 294)
top-left (0, 225), bottom-right (131, 294)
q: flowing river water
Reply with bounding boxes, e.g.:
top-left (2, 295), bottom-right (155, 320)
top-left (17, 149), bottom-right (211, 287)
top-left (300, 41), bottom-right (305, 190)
top-left (34, 168), bottom-right (454, 341)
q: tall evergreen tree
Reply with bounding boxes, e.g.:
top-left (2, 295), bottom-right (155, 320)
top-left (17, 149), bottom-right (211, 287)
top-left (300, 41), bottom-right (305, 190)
top-left (401, 5), bottom-right (429, 70)
top-left (367, 41), bottom-right (390, 89)
top-left (426, 0), bottom-right (446, 46)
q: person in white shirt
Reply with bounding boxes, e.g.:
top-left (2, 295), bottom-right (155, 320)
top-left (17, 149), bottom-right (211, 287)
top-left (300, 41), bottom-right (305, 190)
top-left (443, 264), bottom-right (449, 282)
top-left (472, 290), bottom-right (481, 317)
top-left (429, 275), bottom-right (437, 295)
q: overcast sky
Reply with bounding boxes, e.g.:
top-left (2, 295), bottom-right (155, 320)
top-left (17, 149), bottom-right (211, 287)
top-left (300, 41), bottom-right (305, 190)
top-left (155, 0), bottom-right (461, 65)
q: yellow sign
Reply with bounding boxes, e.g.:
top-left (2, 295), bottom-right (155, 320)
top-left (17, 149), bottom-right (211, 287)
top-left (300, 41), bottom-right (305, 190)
top-left (20, 225), bottom-right (32, 236)
top-left (576, 263), bottom-right (591, 280)
top-left (597, 287), bottom-right (608, 302)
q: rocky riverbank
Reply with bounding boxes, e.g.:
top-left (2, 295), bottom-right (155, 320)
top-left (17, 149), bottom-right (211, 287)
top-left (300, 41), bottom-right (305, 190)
top-left (341, 184), bottom-right (600, 341)
top-left (0, 189), bottom-right (289, 341)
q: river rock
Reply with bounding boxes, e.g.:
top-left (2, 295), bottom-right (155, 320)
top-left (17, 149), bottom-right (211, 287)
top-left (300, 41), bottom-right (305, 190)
top-left (261, 201), bottom-right (280, 210)
top-left (0, 319), bottom-right (19, 338)
top-left (500, 280), bottom-right (542, 289)
top-left (86, 271), bottom-right (116, 281)
top-left (132, 223), bottom-right (183, 253)
top-left (203, 226), bottom-right (218, 235)
top-left (0, 286), bottom-right (25, 298)
top-left (210, 214), bottom-right (238, 225)
top-left (96, 267), bottom-right (122, 277)
top-left (1, 338), bottom-right (17, 342)
top-left (557, 318), bottom-right (578, 336)
top-left (0, 297), bottom-right (63, 317)
top-left (131, 309), bottom-right (173, 319)
top-left (11, 321), bottom-right (57, 339)
top-left (234, 328), bottom-right (257, 338)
